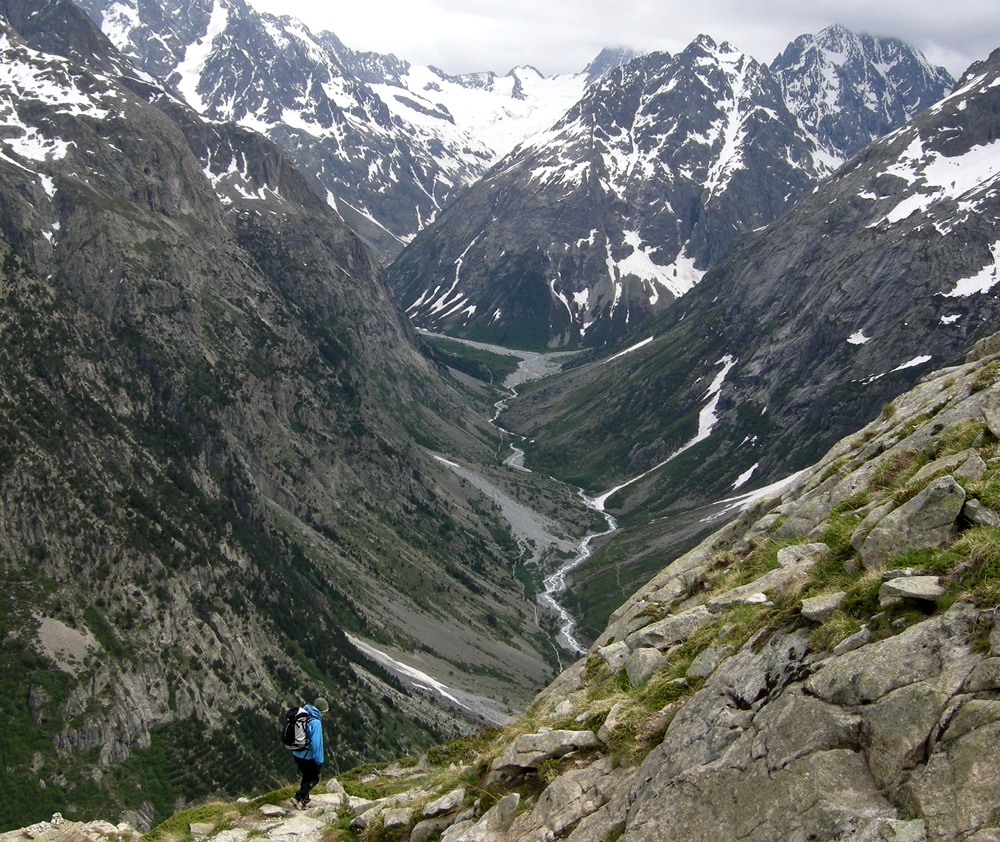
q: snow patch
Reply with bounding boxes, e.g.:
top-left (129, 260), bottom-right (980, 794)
top-left (862, 354), bottom-right (934, 384)
top-left (706, 470), bottom-right (808, 522)
top-left (613, 232), bottom-right (705, 300)
top-left (871, 137), bottom-right (1000, 227)
top-left (594, 355), bottom-right (737, 510)
top-left (172, 1), bottom-right (229, 113)
top-left (100, 1), bottom-right (141, 51)
top-left (346, 635), bottom-right (469, 712)
top-left (732, 463), bottom-right (759, 490)
top-left (605, 336), bottom-right (654, 363)
top-left (941, 241), bottom-right (1000, 298)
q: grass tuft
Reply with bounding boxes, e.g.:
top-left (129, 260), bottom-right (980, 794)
top-left (970, 360), bottom-right (1000, 393)
top-left (810, 611), bottom-right (862, 651)
top-left (954, 526), bottom-right (1000, 606)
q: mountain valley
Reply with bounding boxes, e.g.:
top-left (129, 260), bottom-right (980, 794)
top-left (0, 0), bottom-right (604, 829)
top-left (1, 0), bottom-right (999, 838)
top-left (502, 46), bottom-right (1000, 639)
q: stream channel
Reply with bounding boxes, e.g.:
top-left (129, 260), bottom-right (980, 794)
top-left (438, 334), bottom-right (620, 657)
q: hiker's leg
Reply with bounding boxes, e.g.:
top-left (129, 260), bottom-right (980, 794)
top-left (303, 760), bottom-right (321, 797)
top-left (294, 758), bottom-right (320, 802)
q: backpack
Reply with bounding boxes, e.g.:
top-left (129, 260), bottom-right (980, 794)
top-left (281, 706), bottom-right (311, 750)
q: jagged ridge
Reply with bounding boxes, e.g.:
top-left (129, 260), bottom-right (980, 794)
top-left (391, 27), bottom-right (954, 350)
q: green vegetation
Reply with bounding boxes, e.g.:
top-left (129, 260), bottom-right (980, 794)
top-left (422, 336), bottom-right (521, 385)
top-left (552, 415), bottom-right (1000, 769)
top-left (32, 402), bottom-right (1000, 842)
top-left (970, 359), bottom-right (1000, 393)
top-left (0, 238), bottom-right (510, 828)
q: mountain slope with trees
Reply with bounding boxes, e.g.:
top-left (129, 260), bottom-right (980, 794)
top-left (0, 1), bottom-right (596, 829)
top-left (11, 329), bottom-right (1000, 841)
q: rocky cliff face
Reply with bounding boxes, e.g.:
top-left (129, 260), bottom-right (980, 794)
top-left (69, 0), bottom-right (484, 258)
top-left (774, 23), bottom-right (956, 163)
top-left (391, 29), bottom-right (953, 350)
top-left (0, 1), bottom-right (594, 829)
top-left (391, 38), bottom-right (822, 349)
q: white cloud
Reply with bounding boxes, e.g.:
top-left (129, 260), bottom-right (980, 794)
top-left (247, 0), bottom-right (996, 77)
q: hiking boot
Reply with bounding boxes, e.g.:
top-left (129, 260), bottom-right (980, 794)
top-left (290, 796), bottom-right (305, 810)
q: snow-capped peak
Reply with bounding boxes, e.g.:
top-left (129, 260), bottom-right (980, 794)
top-left (772, 23), bottom-right (954, 164)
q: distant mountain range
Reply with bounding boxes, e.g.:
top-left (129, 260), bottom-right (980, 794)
top-left (71, 3), bottom-right (957, 349)
top-left (391, 25), bottom-right (955, 348)
top-left (73, 0), bottom-right (631, 259)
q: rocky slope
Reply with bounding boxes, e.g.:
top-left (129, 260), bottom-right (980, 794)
top-left (71, 0), bottom-right (624, 259)
top-left (11, 333), bottom-right (1000, 841)
top-left (0, 1), bottom-right (600, 829)
top-left (391, 27), bottom-right (953, 349)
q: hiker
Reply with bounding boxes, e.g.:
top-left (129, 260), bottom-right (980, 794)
top-left (291, 697), bottom-right (328, 809)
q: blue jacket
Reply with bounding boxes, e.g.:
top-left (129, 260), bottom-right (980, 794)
top-left (291, 705), bottom-right (324, 764)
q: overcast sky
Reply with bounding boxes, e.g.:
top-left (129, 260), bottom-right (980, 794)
top-left (245, 0), bottom-right (996, 79)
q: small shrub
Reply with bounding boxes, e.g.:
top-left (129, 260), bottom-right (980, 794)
top-left (602, 823), bottom-right (626, 842)
top-left (145, 802), bottom-right (231, 842)
top-left (717, 602), bottom-right (773, 649)
top-left (709, 539), bottom-right (802, 593)
top-left (830, 492), bottom-right (870, 516)
top-left (840, 570), bottom-right (884, 618)
top-left (965, 473), bottom-right (1000, 513)
top-left (425, 727), bottom-right (503, 767)
top-left (634, 703), bottom-right (679, 746)
top-left (820, 457), bottom-right (848, 483)
top-left (890, 547), bottom-right (960, 576)
top-left (880, 402), bottom-right (897, 421)
top-left (808, 515), bottom-right (862, 591)
top-left (936, 420), bottom-right (987, 457)
top-left (603, 712), bottom-right (641, 763)
top-left (953, 526), bottom-right (1000, 571)
top-left (638, 671), bottom-right (697, 712)
top-left (583, 654), bottom-right (608, 682)
top-left (870, 450), bottom-right (923, 493)
top-left (537, 757), bottom-right (563, 785)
